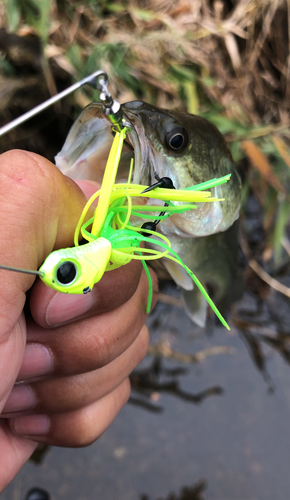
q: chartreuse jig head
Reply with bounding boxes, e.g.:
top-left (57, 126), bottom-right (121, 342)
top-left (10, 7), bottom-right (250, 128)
top-left (39, 237), bottom-right (112, 294)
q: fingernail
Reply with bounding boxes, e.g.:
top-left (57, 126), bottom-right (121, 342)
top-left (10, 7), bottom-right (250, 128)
top-left (17, 343), bottom-right (54, 381)
top-left (12, 415), bottom-right (50, 436)
top-left (46, 292), bottom-right (95, 326)
top-left (1, 386), bottom-right (35, 415)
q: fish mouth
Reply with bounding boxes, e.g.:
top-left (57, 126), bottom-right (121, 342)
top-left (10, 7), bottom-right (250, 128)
top-left (54, 104), bottom-right (111, 181)
top-left (55, 101), bottom-right (240, 238)
top-left (54, 102), bottom-right (147, 185)
top-left (54, 100), bottom-right (188, 188)
top-left (122, 108), bottom-right (150, 185)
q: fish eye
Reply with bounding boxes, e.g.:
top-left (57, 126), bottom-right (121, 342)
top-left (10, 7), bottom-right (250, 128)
top-left (166, 127), bottom-right (188, 151)
top-left (56, 261), bottom-right (77, 285)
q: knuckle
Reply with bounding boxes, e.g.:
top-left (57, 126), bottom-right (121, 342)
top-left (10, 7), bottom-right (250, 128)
top-left (84, 330), bottom-right (112, 369)
top-left (0, 151), bottom-right (59, 241)
top-left (0, 151), bottom-right (55, 193)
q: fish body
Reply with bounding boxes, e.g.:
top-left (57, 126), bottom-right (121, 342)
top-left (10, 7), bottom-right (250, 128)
top-left (55, 101), bottom-right (242, 326)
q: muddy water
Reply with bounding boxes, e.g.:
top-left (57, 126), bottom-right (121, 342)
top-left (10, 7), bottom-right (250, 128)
top-left (2, 281), bottom-right (290, 500)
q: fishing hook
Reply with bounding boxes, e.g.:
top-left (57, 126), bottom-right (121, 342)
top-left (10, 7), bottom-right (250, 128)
top-left (141, 176), bottom-right (176, 235)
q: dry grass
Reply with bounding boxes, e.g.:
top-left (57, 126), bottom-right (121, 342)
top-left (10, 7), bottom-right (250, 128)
top-left (2, 0), bottom-right (290, 118)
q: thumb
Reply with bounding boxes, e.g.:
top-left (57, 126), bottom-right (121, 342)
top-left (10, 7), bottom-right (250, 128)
top-left (0, 150), bottom-right (88, 491)
top-left (0, 150), bottom-right (88, 346)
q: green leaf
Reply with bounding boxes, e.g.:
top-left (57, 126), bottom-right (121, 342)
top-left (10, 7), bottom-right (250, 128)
top-left (0, 56), bottom-right (15, 76)
top-left (6, 0), bottom-right (21, 31)
top-left (67, 44), bottom-right (83, 72)
top-left (38, 0), bottom-right (52, 44)
top-left (273, 199), bottom-right (290, 263)
top-left (130, 8), bottom-right (155, 22)
top-left (183, 80), bottom-right (199, 114)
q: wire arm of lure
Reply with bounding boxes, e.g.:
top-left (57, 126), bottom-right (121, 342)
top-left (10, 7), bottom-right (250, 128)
top-left (0, 70), bottom-right (109, 137)
top-left (97, 76), bottom-right (129, 132)
top-left (0, 264), bottom-right (44, 277)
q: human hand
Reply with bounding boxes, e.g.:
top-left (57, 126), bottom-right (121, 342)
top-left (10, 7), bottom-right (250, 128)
top-left (0, 150), bottom-right (157, 492)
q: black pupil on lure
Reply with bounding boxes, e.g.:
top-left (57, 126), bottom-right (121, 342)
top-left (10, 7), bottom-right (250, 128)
top-left (166, 127), bottom-right (188, 151)
top-left (57, 262), bottom-right (77, 284)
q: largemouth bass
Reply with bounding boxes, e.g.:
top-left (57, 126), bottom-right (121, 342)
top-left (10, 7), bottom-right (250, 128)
top-left (55, 101), bottom-right (242, 326)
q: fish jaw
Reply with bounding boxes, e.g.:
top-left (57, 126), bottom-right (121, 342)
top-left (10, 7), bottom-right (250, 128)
top-left (155, 184), bottom-right (240, 238)
top-left (55, 103), bottom-right (114, 182)
top-left (55, 102), bottom-right (144, 184)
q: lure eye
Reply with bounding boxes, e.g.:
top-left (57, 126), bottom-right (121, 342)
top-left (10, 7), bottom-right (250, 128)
top-left (56, 261), bottom-right (77, 285)
top-left (166, 127), bottom-right (188, 151)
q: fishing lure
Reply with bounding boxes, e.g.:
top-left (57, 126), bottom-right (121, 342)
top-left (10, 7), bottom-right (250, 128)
top-left (38, 126), bottom-right (231, 328)
top-left (0, 70), bottom-right (232, 329)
